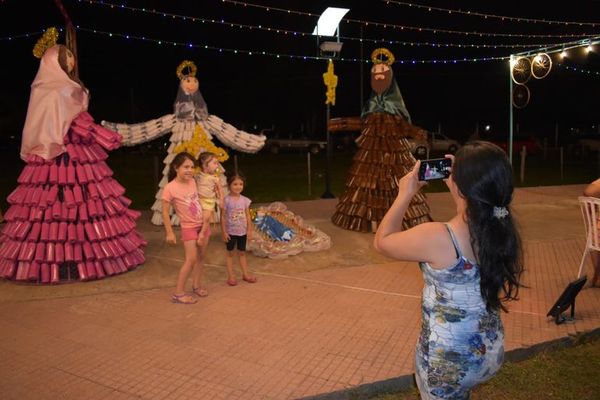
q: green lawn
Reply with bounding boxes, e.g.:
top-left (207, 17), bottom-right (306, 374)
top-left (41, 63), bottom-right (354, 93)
top-left (0, 147), bottom-right (596, 211)
top-left (371, 335), bottom-right (600, 400)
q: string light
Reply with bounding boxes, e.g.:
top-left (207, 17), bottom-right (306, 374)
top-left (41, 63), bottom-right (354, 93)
top-left (76, 0), bottom-right (567, 50)
top-left (75, 26), bottom-right (512, 64)
top-left (556, 62), bottom-right (600, 76)
top-left (0, 30), bottom-right (45, 41)
top-left (220, 0), bottom-right (596, 38)
top-left (512, 36), bottom-right (600, 58)
top-left (384, 0), bottom-right (600, 28)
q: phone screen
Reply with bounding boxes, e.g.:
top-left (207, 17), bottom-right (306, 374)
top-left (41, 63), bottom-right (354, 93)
top-left (418, 158), bottom-right (452, 181)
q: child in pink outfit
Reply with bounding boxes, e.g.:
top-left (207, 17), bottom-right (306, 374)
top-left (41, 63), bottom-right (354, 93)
top-left (162, 152), bottom-right (210, 304)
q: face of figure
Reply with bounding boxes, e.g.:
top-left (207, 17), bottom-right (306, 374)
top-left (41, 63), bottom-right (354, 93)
top-left (203, 157), bottom-right (220, 174)
top-left (180, 76), bottom-right (199, 94)
top-left (229, 178), bottom-right (244, 195)
top-left (176, 158), bottom-right (196, 181)
top-left (370, 63), bottom-right (392, 95)
top-left (65, 49), bottom-right (75, 73)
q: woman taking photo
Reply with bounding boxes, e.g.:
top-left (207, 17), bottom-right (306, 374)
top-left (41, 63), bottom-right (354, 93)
top-left (374, 141), bottom-right (523, 399)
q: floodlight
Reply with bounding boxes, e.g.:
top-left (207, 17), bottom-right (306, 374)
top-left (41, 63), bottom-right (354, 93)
top-left (320, 41), bottom-right (343, 53)
top-left (312, 7), bottom-right (350, 37)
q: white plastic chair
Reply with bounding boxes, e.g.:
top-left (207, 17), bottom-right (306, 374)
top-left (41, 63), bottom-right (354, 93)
top-left (578, 196), bottom-right (600, 278)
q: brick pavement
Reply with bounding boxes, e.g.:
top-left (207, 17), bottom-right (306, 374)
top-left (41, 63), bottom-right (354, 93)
top-left (1, 185), bottom-right (599, 399)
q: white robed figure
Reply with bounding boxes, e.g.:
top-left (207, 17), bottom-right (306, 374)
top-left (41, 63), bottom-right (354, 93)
top-left (102, 60), bottom-right (265, 226)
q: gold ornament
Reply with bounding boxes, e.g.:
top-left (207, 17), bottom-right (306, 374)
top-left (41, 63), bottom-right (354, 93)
top-left (176, 60), bottom-right (197, 80)
top-left (322, 59), bottom-right (338, 106)
top-left (174, 124), bottom-right (229, 162)
top-left (371, 48), bottom-right (395, 66)
top-left (33, 27), bottom-right (59, 59)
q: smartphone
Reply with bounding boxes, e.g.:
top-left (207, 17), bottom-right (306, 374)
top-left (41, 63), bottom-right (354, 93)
top-left (418, 158), bottom-right (452, 181)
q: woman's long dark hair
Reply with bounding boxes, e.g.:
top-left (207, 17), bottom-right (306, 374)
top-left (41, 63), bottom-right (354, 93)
top-left (168, 152), bottom-right (196, 181)
top-left (452, 141), bottom-right (523, 312)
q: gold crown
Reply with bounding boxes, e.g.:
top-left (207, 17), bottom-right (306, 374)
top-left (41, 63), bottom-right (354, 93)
top-left (371, 48), bottom-right (395, 66)
top-left (33, 27), bottom-right (59, 59)
top-left (176, 60), bottom-right (197, 80)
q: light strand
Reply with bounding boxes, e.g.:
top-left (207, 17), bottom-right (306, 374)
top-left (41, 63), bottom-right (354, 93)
top-left (556, 62), bottom-right (600, 76)
top-left (220, 0), bottom-right (596, 38)
top-left (76, 0), bottom-right (566, 49)
top-left (0, 30), bottom-right (45, 41)
top-left (76, 26), bottom-right (514, 64)
top-left (384, 0), bottom-right (600, 28)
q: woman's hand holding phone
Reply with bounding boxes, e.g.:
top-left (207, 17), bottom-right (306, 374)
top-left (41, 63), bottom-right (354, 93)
top-left (395, 160), bottom-right (427, 199)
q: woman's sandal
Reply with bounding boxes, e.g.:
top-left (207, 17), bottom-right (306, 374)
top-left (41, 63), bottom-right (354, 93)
top-left (226, 278), bottom-right (238, 286)
top-left (192, 287), bottom-right (209, 297)
top-left (242, 275), bottom-right (257, 283)
top-left (171, 293), bottom-right (197, 305)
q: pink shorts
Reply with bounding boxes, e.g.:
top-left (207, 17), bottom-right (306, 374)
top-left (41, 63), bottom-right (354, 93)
top-left (181, 225), bottom-right (211, 242)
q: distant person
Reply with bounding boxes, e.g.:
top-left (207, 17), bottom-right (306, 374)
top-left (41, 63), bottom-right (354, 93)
top-left (374, 141), bottom-right (524, 399)
top-left (583, 177), bottom-right (600, 287)
top-left (162, 152), bottom-right (210, 304)
top-left (221, 173), bottom-right (257, 286)
top-left (584, 178), bottom-right (600, 198)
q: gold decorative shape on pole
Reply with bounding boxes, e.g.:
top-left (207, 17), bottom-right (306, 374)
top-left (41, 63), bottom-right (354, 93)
top-left (323, 59), bottom-right (338, 105)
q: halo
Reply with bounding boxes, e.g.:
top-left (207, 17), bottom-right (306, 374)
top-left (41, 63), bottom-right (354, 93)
top-left (176, 60), bottom-right (197, 80)
top-left (371, 48), bottom-right (395, 66)
top-left (33, 27), bottom-right (59, 59)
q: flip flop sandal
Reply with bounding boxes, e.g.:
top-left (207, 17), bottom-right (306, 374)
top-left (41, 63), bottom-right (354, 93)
top-left (226, 279), bottom-right (238, 286)
top-left (171, 293), bottom-right (197, 304)
top-left (242, 276), bottom-right (257, 283)
top-left (192, 287), bottom-right (209, 297)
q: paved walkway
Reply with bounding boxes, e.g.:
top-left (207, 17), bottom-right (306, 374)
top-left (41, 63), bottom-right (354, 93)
top-left (1, 185), bottom-right (599, 399)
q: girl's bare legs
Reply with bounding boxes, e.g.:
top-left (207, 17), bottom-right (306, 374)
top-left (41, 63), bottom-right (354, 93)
top-left (192, 237), bottom-right (209, 296)
top-left (225, 250), bottom-right (236, 284)
top-left (239, 251), bottom-right (254, 280)
top-left (175, 240), bottom-right (198, 302)
top-left (239, 251), bottom-right (257, 283)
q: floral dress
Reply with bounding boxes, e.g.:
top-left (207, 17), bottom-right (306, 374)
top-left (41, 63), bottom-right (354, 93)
top-left (415, 225), bottom-right (504, 399)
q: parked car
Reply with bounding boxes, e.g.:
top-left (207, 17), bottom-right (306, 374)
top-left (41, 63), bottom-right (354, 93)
top-left (429, 132), bottom-right (460, 153)
top-left (265, 138), bottom-right (327, 154)
top-left (407, 132), bottom-right (461, 158)
top-left (407, 138), bottom-right (430, 158)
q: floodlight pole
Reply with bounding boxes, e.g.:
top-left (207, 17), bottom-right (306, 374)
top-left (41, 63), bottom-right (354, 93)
top-left (320, 23), bottom-right (341, 199)
top-left (322, 101), bottom-right (334, 198)
top-left (321, 24), bottom-right (338, 198)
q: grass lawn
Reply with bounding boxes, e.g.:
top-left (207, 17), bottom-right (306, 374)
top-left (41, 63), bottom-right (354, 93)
top-left (0, 146), bottom-right (596, 210)
top-left (371, 335), bottom-right (600, 400)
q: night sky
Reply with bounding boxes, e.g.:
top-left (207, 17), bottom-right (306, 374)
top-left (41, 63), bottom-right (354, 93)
top-left (1, 0), bottom-right (599, 147)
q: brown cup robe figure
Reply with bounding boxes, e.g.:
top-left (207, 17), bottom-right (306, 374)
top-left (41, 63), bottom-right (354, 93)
top-left (331, 48), bottom-right (432, 232)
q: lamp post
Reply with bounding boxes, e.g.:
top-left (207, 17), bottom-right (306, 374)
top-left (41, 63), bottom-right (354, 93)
top-left (313, 7), bottom-right (349, 199)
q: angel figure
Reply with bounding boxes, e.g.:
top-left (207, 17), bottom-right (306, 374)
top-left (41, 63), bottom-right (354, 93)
top-left (102, 60), bottom-right (266, 226)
